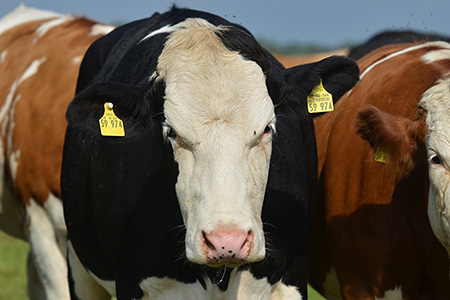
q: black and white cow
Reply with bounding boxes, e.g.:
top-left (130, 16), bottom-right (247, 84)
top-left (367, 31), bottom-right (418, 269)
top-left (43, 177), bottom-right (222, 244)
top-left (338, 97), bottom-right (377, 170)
top-left (61, 7), bottom-right (359, 300)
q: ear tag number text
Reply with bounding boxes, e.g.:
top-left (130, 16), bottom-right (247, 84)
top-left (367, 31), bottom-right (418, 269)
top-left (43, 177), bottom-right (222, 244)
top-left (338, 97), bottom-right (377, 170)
top-left (99, 102), bottom-right (125, 137)
top-left (307, 78), bottom-right (334, 113)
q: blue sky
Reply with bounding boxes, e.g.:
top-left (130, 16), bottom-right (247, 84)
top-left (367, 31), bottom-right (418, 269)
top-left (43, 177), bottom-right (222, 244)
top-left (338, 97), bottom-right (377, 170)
top-left (2, 0), bottom-right (450, 47)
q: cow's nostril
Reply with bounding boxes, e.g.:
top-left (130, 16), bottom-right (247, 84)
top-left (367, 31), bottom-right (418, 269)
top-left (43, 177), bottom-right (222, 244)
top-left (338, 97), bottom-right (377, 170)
top-left (202, 231), bottom-right (216, 251)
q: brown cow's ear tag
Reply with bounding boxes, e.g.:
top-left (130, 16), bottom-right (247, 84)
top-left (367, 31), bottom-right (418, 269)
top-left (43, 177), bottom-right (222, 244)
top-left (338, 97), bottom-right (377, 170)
top-left (307, 78), bottom-right (334, 113)
top-left (375, 145), bottom-right (388, 163)
top-left (99, 102), bottom-right (125, 137)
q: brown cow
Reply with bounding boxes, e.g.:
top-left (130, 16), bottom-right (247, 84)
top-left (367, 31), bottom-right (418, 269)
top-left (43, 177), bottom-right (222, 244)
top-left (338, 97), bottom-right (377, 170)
top-left (310, 41), bottom-right (450, 299)
top-left (0, 5), bottom-right (113, 300)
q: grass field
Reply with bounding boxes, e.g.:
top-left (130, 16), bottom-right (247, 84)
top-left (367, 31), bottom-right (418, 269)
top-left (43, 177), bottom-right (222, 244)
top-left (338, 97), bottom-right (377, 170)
top-left (0, 230), bottom-right (29, 300)
top-left (0, 230), bottom-right (326, 299)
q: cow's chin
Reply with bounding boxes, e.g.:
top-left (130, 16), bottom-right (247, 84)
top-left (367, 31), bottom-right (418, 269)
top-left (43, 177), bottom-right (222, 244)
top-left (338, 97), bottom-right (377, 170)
top-left (186, 248), bottom-right (266, 268)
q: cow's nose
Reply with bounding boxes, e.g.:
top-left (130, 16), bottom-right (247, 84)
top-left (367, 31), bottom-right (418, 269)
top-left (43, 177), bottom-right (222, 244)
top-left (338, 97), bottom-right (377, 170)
top-left (202, 226), bottom-right (253, 266)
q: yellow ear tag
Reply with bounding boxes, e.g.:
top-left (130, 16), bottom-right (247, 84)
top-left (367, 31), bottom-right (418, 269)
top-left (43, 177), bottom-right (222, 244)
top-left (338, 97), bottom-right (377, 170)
top-left (99, 102), bottom-right (125, 137)
top-left (375, 145), bottom-right (388, 163)
top-left (307, 78), bottom-right (334, 113)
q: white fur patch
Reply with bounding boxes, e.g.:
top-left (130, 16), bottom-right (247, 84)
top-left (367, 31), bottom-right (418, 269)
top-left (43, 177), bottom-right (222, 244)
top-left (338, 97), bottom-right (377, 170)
top-left (422, 49), bottom-right (450, 64)
top-left (0, 4), bottom-right (61, 36)
top-left (8, 150), bottom-right (20, 182)
top-left (138, 269), bottom-right (301, 300)
top-left (0, 50), bottom-right (7, 63)
top-left (89, 24), bottom-right (115, 37)
top-left (43, 194), bottom-right (67, 254)
top-left (0, 79), bottom-right (18, 128)
top-left (26, 198), bottom-right (70, 299)
top-left (375, 286), bottom-right (403, 300)
top-left (140, 18), bottom-right (216, 43)
top-left (158, 18), bottom-right (274, 265)
top-left (71, 55), bottom-right (83, 65)
top-left (1, 57), bottom-right (46, 183)
top-left (19, 57), bottom-right (47, 83)
top-left (140, 24), bottom-right (176, 42)
top-left (34, 15), bottom-right (75, 41)
top-left (270, 281), bottom-right (303, 300)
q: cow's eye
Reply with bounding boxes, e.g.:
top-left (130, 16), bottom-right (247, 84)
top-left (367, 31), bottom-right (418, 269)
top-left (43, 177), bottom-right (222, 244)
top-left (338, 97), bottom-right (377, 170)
top-left (166, 127), bottom-right (176, 139)
top-left (163, 123), bottom-right (177, 140)
top-left (263, 123), bottom-right (276, 136)
top-left (431, 155), bottom-right (443, 165)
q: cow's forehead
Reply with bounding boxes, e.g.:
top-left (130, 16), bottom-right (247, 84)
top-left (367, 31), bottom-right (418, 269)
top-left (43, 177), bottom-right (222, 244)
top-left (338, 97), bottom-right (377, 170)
top-left (157, 18), bottom-right (274, 141)
top-left (420, 78), bottom-right (450, 150)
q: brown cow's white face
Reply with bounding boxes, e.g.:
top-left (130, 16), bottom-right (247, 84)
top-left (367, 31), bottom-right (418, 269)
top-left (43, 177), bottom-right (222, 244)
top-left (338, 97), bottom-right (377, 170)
top-left (419, 78), bottom-right (450, 256)
top-left (156, 19), bottom-right (275, 266)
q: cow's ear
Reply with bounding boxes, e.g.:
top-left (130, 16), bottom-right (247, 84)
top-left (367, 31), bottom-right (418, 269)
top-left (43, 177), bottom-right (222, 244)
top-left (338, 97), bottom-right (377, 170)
top-left (355, 105), bottom-right (428, 176)
top-left (66, 81), bottom-right (164, 137)
top-left (283, 56), bottom-right (359, 117)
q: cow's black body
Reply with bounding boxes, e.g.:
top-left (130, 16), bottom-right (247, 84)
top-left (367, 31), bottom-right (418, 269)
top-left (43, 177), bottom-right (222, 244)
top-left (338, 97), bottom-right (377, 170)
top-left (62, 7), bottom-right (359, 300)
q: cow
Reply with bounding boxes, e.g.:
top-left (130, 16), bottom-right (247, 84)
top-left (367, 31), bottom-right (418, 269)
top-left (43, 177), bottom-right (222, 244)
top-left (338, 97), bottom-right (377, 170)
top-left (61, 6), bottom-right (359, 300)
top-left (348, 30), bottom-right (450, 60)
top-left (0, 5), bottom-right (114, 300)
top-left (276, 30), bottom-right (450, 69)
top-left (309, 41), bottom-right (450, 300)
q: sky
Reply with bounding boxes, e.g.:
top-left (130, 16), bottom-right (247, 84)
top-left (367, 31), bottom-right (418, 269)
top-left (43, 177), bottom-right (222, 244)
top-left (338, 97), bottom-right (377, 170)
top-left (1, 0), bottom-right (450, 48)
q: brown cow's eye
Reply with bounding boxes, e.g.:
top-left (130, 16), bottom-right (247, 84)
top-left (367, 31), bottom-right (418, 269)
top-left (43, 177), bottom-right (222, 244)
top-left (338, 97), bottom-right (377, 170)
top-left (431, 155), bottom-right (443, 165)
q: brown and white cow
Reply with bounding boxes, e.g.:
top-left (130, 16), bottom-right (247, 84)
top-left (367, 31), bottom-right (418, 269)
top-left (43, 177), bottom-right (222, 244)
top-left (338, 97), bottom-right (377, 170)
top-left (309, 41), bottom-right (450, 299)
top-left (0, 5), bottom-right (113, 300)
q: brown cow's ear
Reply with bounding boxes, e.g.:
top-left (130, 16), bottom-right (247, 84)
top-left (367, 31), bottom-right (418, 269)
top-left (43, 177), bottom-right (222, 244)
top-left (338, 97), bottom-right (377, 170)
top-left (355, 105), bottom-right (428, 176)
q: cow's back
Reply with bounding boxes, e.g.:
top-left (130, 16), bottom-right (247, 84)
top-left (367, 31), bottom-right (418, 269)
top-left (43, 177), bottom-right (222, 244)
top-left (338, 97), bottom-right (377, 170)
top-left (311, 42), bottom-right (450, 299)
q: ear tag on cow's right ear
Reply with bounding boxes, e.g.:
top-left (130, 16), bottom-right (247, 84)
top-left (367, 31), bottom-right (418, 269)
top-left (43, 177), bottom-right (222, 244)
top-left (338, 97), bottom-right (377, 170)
top-left (99, 102), bottom-right (125, 137)
top-left (375, 145), bottom-right (388, 163)
top-left (307, 78), bottom-right (334, 113)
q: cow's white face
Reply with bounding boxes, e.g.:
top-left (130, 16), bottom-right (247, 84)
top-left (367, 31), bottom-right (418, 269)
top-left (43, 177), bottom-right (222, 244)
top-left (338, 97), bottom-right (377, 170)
top-left (419, 78), bottom-right (450, 256)
top-left (156, 19), bottom-right (275, 266)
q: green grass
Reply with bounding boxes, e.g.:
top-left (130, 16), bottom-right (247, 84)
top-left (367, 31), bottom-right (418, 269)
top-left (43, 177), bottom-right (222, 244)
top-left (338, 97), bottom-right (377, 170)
top-left (0, 230), bottom-right (327, 299)
top-left (309, 285), bottom-right (328, 300)
top-left (0, 230), bottom-right (29, 300)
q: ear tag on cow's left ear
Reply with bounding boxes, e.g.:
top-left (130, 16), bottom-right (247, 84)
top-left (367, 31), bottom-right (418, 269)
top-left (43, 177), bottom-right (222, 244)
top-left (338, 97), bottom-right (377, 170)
top-left (307, 78), bottom-right (334, 113)
top-left (375, 145), bottom-right (388, 163)
top-left (99, 102), bottom-right (125, 137)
